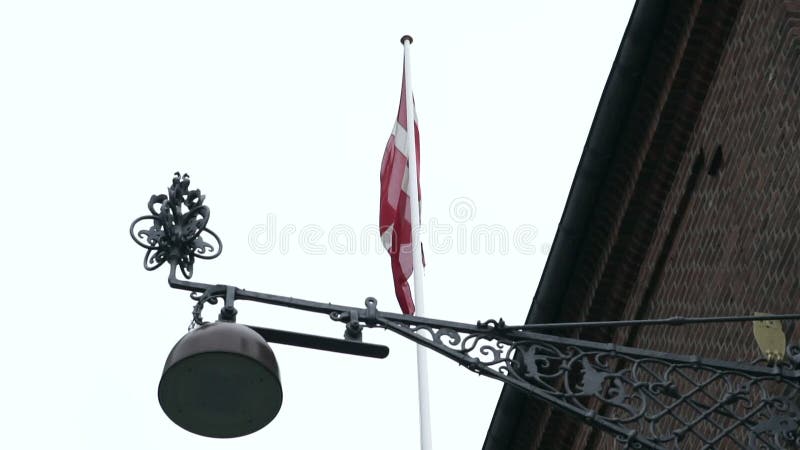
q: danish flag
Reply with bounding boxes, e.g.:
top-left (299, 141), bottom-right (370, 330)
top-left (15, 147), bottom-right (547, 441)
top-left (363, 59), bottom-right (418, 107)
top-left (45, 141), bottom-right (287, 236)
top-left (379, 65), bottom-right (421, 315)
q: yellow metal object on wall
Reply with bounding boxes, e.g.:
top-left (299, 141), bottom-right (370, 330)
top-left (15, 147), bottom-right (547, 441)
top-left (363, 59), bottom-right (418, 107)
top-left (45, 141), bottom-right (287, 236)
top-left (753, 312), bottom-right (786, 363)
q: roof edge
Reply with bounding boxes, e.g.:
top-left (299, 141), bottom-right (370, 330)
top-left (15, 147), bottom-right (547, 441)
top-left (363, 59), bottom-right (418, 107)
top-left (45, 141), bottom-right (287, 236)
top-left (483, 1), bottom-right (670, 448)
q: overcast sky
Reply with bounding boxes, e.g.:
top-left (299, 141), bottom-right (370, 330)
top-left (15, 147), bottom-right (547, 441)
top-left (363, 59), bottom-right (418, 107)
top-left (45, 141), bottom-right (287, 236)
top-left (1, 1), bottom-right (635, 449)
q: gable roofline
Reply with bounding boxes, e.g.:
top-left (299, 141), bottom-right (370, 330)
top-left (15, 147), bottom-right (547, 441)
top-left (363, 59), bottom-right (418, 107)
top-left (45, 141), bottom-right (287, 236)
top-left (483, 1), bottom-right (671, 448)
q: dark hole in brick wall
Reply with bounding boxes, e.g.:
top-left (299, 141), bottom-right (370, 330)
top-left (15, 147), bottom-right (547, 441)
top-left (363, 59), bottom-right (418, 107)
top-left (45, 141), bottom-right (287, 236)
top-left (708, 145), bottom-right (723, 176)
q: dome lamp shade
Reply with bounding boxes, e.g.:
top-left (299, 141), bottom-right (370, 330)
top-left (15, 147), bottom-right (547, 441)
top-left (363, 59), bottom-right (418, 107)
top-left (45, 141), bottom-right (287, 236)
top-left (158, 321), bottom-right (283, 438)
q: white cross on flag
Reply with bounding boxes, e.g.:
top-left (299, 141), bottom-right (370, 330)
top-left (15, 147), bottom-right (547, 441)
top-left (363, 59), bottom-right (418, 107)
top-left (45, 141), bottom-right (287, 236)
top-left (379, 65), bottom-right (421, 315)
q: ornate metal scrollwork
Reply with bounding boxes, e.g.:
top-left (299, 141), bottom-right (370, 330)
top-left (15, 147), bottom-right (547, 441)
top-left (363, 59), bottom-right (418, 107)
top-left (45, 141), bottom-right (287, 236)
top-left (187, 286), bottom-right (225, 330)
top-left (374, 314), bottom-right (800, 449)
top-left (131, 174), bottom-right (800, 449)
top-left (130, 173), bottom-right (222, 278)
top-left (377, 319), bottom-right (515, 375)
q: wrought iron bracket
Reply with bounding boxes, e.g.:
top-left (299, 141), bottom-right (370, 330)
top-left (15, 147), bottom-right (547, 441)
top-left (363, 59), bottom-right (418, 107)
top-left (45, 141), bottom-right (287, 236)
top-left (131, 175), bottom-right (800, 449)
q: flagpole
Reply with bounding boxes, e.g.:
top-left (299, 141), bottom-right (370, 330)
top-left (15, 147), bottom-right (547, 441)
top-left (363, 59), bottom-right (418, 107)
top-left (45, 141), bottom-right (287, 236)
top-left (401, 34), bottom-right (432, 450)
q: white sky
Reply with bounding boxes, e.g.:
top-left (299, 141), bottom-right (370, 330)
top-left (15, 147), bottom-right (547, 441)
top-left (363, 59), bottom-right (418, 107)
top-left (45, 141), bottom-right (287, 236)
top-left (0, 1), bottom-right (634, 449)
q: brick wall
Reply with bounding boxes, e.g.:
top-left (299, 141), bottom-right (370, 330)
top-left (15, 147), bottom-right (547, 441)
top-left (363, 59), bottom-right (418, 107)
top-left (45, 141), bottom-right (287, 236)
top-left (527, 0), bottom-right (800, 448)
top-left (591, 0), bottom-right (800, 448)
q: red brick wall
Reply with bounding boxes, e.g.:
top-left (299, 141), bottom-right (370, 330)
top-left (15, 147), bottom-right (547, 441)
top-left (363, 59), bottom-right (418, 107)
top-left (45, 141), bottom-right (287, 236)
top-left (590, 0), bottom-right (800, 448)
top-left (527, 0), bottom-right (800, 448)
top-left (624, 0), bottom-right (800, 355)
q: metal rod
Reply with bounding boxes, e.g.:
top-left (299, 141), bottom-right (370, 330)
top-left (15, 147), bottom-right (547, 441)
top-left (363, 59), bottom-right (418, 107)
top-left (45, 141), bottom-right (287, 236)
top-left (507, 313), bottom-right (800, 332)
top-left (168, 264), bottom-right (491, 335)
top-left (246, 325), bottom-right (389, 359)
top-left (168, 264), bottom-right (800, 338)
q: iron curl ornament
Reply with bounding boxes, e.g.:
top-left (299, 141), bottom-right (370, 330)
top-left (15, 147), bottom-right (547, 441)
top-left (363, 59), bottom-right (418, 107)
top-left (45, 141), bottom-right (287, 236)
top-left (129, 172), bottom-right (222, 278)
top-left (131, 174), bottom-right (800, 449)
top-left (372, 316), bottom-right (800, 449)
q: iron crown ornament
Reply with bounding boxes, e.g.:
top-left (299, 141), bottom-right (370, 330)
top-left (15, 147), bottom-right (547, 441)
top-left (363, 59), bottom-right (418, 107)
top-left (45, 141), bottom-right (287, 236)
top-left (130, 172), bottom-right (222, 278)
top-left (131, 174), bottom-right (800, 449)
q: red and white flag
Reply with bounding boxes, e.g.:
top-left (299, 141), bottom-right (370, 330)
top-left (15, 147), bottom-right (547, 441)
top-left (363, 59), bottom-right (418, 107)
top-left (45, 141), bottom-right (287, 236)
top-left (379, 65), bottom-right (421, 315)
top-left (382, 38), bottom-right (432, 450)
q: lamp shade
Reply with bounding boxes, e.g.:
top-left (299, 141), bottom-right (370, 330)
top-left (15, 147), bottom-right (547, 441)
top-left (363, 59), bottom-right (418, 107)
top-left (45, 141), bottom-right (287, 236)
top-left (158, 321), bottom-right (283, 438)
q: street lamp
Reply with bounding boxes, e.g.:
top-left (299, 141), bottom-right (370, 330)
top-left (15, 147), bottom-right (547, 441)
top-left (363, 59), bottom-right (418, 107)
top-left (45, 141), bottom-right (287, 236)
top-left (132, 173), bottom-right (800, 449)
top-left (158, 321), bottom-right (283, 438)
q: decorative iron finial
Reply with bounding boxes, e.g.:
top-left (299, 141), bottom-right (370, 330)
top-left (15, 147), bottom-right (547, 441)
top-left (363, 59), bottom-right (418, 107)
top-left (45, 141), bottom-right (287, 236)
top-left (130, 173), bottom-right (222, 278)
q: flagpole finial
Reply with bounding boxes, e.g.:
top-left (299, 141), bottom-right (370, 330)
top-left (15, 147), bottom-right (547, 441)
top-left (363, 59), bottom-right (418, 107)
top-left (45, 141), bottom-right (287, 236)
top-left (400, 35), bottom-right (414, 45)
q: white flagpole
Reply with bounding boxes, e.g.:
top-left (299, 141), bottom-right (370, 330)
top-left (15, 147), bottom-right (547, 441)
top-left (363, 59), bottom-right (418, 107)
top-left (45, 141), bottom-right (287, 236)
top-left (401, 34), bottom-right (432, 450)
